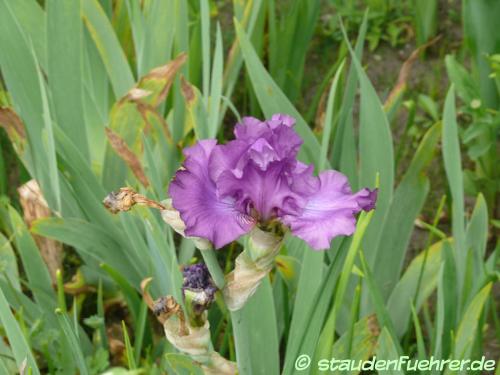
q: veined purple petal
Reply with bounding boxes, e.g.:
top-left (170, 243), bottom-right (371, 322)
top-left (169, 140), bottom-right (255, 248)
top-left (281, 170), bottom-right (377, 250)
top-left (217, 159), bottom-right (300, 221)
top-left (208, 140), bottom-right (249, 181)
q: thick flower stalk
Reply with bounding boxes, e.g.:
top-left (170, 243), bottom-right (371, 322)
top-left (168, 114), bottom-right (377, 310)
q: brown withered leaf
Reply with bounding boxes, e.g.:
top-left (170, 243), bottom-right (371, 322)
top-left (0, 107), bottom-right (27, 154)
top-left (384, 35), bottom-right (441, 110)
top-left (0, 107), bottom-right (25, 138)
top-left (126, 88), bottom-right (152, 101)
top-left (314, 87), bottom-right (329, 133)
top-left (138, 52), bottom-right (188, 108)
top-left (105, 128), bottom-right (150, 187)
top-left (18, 180), bottom-right (63, 284)
top-left (180, 76), bottom-right (195, 103)
top-left (367, 313), bottom-right (381, 339)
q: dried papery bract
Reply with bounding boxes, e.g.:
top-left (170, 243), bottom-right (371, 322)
top-left (223, 227), bottom-right (282, 311)
top-left (141, 279), bottom-right (237, 374)
top-left (18, 179), bottom-right (62, 283)
top-left (160, 199), bottom-right (212, 250)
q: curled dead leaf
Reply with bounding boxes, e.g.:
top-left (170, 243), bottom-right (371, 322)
top-left (18, 180), bottom-right (62, 284)
top-left (0, 107), bottom-right (26, 138)
top-left (384, 35), bottom-right (442, 110)
top-left (367, 313), bottom-right (381, 340)
top-left (0, 107), bottom-right (27, 155)
top-left (127, 88), bottom-right (152, 101)
top-left (144, 52), bottom-right (188, 107)
top-left (180, 76), bottom-right (195, 103)
top-left (104, 127), bottom-right (150, 187)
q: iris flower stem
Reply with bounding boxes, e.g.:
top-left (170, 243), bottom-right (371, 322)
top-left (201, 249), bottom-right (226, 289)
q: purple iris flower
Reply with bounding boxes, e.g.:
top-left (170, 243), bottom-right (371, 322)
top-left (169, 114), bottom-right (377, 250)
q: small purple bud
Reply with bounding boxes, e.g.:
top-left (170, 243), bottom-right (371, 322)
top-left (182, 264), bottom-right (217, 318)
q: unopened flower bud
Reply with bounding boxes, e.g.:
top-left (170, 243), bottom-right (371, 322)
top-left (182, 264), bottom-right (217, 326)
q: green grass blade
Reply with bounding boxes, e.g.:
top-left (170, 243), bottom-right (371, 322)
top-left (0, 232), bottom-right (20, 291)
top-left (330, 314), bottom-right (379, 370)
top-left (442, 86), bottom-right (466, 297)
top-left (133, 299), bottom-right (148, 366)
top-left (7, 206), bottom-right (55, 309)
top-left (283, 238), bottom-right (324, 375)
top-left (432, 265), bottom-right (445, 363)
top-left (55, 309), bottom-right (89, 375)
top-left (450, 282), bottom-right (492, 363)
top-left (32, 217), bottom-right (143, 287)
top-left (441, 240), bottom-right (457, 358)
top-left (410, 304), bottom-right (427, 361)
top-left (230, 277), bottom-right (279, 375)
top-left (360, 251), bottom-right (401, 355)
top-left (0, 0), bottom-right (59, 210)
top-left (7, 0), bottom-right (46, 69)
top-left (413, 0), bottom-right (438, 46)
top-left (283, 240), bottom-right (358, 374)
top-left (35, 53), bottom-right (61, 213)
top-left (208, 24), bottom-right (223, 138)
top-left (465, 194), bottom-right (488, 293)
top-left (220, 0), bottom-right (263, 120)
top-left (0, 288), bottom-right (40, 375)
top-left (375, 328), bottom-right (404, 374)
top-left (342, 23), bottom-right (394, 265)
top-left (97, 278), bottom-right (109, 350)
top-left (140, 0), bottom-right (175, 76)
top-left (100, 263), bottom-right (141, 326)
top-left (200, 0), bottom-right (211, 100)
top-left (124, 0), bottom-right (145, 71)
top-left (371, 123), bottom-right (440, 300)
top-left (122, 320), bottom-right (137, 369)
top-left (314, 210), bottom-right (374, 366)
top-left (331, 11), bottom-right (368, 183)
top-left (82, 0), bottom-right (135, 98)
top-left (319, 60), bottom-right (345, 170)
top-left (387, 240), bottom-right (445, 337)
top-left (47, 0), bottom-right (89, 161)
top-left (462, 0), bottom-right (500, 106)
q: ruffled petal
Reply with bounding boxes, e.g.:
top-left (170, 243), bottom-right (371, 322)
top-left (268, 124), bottom-right (302, 160)
top-left (169, 140), bottom-right (255, 248)
top-left (280, 170), bottom-right (377, 250)
top-left (234, 116), bottom-right (269, 141)
top-left (216, 160), bottom-right (299, 221)
top-left (266, 113), bottom-right (296, 128)
top-left (208, 140), bottom-right (249, 181)
top-left (233, 115), bottom-right (302, 162)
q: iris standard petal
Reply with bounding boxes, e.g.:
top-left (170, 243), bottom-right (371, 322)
top-left (217, 159), bottom-right (300, 221)
top-left (234, 116), bottom-right (269, 140)
top-left (169, 140), bottom-right (255, 248)
top-left (281, 170), bottom-right (377, 250)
